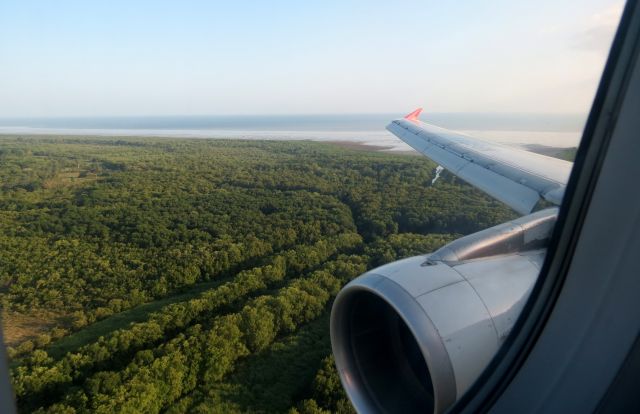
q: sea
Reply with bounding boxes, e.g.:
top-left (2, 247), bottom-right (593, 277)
top-left (0, 113), bottom-right (585, 151)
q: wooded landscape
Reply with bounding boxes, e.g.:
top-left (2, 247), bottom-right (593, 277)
top-left (0, 136), bottom-right (518, 413)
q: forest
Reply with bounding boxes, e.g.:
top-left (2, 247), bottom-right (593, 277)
top-left (0, 136), bottom-right (520, 413)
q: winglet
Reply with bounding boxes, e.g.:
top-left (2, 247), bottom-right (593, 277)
top-left (404, 108), bottom-right (423, 122)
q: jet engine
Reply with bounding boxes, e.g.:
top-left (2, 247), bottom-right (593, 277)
top-left (330, 208), bottom-right (557, 413)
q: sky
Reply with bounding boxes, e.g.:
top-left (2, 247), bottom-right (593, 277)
top-left (0, 0), bottom-right (624, 117)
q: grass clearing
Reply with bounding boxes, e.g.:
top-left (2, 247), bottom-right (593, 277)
top-left (2, 310), bottom-right (68, 347)
top-left (42, 170), bottom-right (98, 190)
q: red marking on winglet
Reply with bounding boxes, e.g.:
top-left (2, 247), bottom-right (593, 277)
top-left (404, 108), bottom-right (423, 121)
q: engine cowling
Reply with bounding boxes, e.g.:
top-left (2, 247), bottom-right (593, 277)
top-left (330, 209), bottom-right (556, 413)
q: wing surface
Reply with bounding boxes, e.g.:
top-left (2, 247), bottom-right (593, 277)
top-left (387, 109), bottom-right (573, 214)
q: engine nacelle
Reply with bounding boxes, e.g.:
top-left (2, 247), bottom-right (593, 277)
top-left (330, 209), bottom-right (556, 413)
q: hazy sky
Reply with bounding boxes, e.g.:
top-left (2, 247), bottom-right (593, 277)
top-left (0, 0), bottom-right (624, 117)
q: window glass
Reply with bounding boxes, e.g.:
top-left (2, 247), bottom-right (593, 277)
top-left (0, 1), bottom-right (622, 413)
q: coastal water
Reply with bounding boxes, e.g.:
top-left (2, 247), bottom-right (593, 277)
top-left (0, 113), bottom-right (585, 151)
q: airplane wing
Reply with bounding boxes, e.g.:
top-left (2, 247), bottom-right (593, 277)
top-left (386, 108), bottom-right (573, 215)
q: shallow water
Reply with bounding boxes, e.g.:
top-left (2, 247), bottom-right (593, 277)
top-left (0, 113), bottom-right (584, 151)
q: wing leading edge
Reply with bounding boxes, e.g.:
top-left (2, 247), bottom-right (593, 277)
top-left (387, 109), bottom-right (573, 215)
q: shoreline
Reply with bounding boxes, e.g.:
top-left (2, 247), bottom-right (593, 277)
top-left (0, 132), bottom-right (576, 157)
top-left (326, 140), bottom-right (423, 155)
